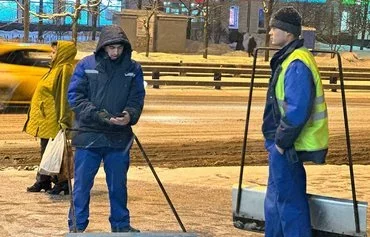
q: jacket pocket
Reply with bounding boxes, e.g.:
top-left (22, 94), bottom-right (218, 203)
top-left (39, 101), bottom-right (46, 118)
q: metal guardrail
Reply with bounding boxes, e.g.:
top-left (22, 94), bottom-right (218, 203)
top-left (140, 62), bottom-right (370, 90)
top-left (2, 61), bottom-right (370, 110)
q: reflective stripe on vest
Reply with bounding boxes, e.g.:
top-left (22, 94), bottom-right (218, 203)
top-left (275, 47), bottom-right (329, 151)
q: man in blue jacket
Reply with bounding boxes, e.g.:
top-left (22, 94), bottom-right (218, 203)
top-left (262, 7), bottom-right (329, 237)
top-left (67, 25), bottom-right (145, 233)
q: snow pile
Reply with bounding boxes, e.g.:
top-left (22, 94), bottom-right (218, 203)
top-left (341, 52), bottom-right (362, 62)
top-left (185, 40), bottom-right (233, 55)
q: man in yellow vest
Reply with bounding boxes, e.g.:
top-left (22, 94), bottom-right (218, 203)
top-left (262, 7), bottom-right (329, 237)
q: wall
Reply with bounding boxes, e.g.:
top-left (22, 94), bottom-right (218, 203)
top-left (114, 10), bottom-right (188, 53)
top-left (156, 16), bottom-right (187, 53)
top-left (113, 13), bottom-right (137, 47)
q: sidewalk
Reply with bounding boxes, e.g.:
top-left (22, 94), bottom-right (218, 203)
top-left (0, 165), bottom-right (368, 236)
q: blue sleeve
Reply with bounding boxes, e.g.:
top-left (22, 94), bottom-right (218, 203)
top-left (275, 59), bottom-right (315, 149)
top-left (67, 58), bottom-right (99, 123)
top-left (124, 63), bottom-right (146, 125)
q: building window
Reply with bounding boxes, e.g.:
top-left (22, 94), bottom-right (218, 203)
top-left (258, 8), bottom-right (264, 28)
top-left (99, 0), bottom-right (121, 26)
top-left (341, 11), bottom-right (348, 32)
top-left (0, 0), bottom-right (17, 22)
top-left (229, 6), bottom-right (239, 29)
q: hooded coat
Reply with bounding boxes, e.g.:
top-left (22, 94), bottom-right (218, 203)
top-left (67, 25), bottom-right (145, 149)
top-left (24, 41), bottom-right (77, 139)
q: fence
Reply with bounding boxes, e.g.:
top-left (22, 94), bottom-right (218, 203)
top-left (138, 61), bottom-right (370, 91)
top-left (0, 30), bottom-right (93, 43)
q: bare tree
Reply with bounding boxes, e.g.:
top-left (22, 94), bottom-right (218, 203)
top-left (16, 0), bottom-right (102, 44)
top-left (360, 0), bottom-right (369, 50)
top-left (300, 0), bottom-right (342, 51)
top-left (72, 0), bottom-right (81, 43)
top-left (141, 0), bottom-right (161, 57)
top-left (90, 3), bottom-right (110, 40)
top-left (23, 0), bottom-right (30, 42)
top-left (177, 0), bottom-right (204, 39)
top-left (90, 4), bottom-right (99, 40)
top-left (263, 0), bottom-right (274, 61)
top-left (207, 0), bottom-right (227, 44)
top-left (342, 1), bottom-right (363, 51)
top-left (288, 0), bottom-right (337, 50)
top-left (37, 0), bottom-right (44, 42)
top-left (203, 0), bottom-right (209, 58)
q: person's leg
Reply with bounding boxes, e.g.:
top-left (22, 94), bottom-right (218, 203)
top-left (102, 148), bottom-right (135, 232)
top-left (27, 138), bottom-right (51, 192)
top-left (269, 146), bottom-right (311, 237)
top-left (68, 148), bottom-right (102, 232)
top-left (264, 152), bottom-right (283, 237)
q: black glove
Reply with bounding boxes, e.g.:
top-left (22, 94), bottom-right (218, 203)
top-left (96, 109), bottom-right (113, 125)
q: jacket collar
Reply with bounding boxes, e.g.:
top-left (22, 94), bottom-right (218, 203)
top-left (270, 39), bottom-right (304, 73)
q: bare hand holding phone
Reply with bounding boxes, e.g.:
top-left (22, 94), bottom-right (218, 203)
top-left (110, 111), bottom-right (130, 126)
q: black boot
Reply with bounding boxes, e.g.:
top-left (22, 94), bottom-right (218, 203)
top-left (47, 181), bottom-right (69, 195)
top-left (27, 181), bottom-right (51, 192)
top-left (112, 226), bottom-right (140, 233)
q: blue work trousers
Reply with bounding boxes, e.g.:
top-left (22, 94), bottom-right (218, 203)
top-left (68, 147), bottom-right (130, 232)
top-left (264, 145), bottom-right (312, 237)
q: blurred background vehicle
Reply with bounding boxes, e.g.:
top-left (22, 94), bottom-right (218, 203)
top-left (0, 42), bottom-right (51, 112)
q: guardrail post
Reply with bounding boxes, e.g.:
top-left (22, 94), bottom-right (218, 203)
top-left (152, 70), bottom-right (160, 89)
top-left (179, 60), bottom-right (186, 76)
top-left (329, 75), bottom-right (338, 92)
top-left (214, 72), bottom-right (222, 90)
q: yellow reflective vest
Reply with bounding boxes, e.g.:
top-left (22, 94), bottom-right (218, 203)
top-left (275, 47), bottom-right (329, 151)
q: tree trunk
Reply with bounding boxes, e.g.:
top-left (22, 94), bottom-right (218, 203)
top-left (247, 0), bottom-right (251, 33)
top-left (72, 0), bottom-right (81, 44)
top-left (137, 0), bottom-right (142, 9)
top-left (145, 28), bottom-right (150, 57)
top-left (360, 0), bottom-right (369, 50)
top-left (329, 1), bottom-right (334, 50)
top-left (264, 0), bottom-right (274, 62)
top-left (55, 0), bottom-right (63, 31)
top-left (153, 13), bottom-right (158, 52)
top-left (91, 6), bottom-right (98, 41)
top-left (203, 0), bottom-right (209, 59)
top-left (186, 17), bottom-right (192, 39)
top-left (72, 18), bottom-right (78, 44)
top-left (186, 2), bottom-right (192, 39)
top-left (38, 0), bottom-right (44, 42)
top-left (23, 0), bottom-right (30, 43)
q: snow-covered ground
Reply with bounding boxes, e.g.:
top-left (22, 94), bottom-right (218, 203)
top-left (316, 42), bottom-right (370, 59)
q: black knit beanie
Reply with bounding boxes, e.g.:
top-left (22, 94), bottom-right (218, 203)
top-left (269, 7), bottom-right (302, 37)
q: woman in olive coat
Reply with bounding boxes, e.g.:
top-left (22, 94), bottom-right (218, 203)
top-left (24, 40), bottom-right (77, 195)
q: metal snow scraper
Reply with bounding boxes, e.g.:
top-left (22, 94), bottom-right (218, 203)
top-left (232, 48), bottom-right (368, 236)
top-left (65, 129), bottom-right (194, 236)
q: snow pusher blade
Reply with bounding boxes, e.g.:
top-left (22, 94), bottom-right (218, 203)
top-left (66, 233), bottom-right (198, 237)
top-left (232, 185), bottom-right (368, 237)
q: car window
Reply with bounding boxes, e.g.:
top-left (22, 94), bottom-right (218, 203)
top-left (0, 49), bottom-right (50, 68)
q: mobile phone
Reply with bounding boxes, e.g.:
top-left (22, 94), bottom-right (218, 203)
top-left (115, 112), bottom-right (126, 117)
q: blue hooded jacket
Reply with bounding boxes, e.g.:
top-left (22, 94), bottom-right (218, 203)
top-left (68, 25), bottom-right (145, 148)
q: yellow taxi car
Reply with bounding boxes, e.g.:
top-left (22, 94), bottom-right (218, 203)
top-left (0, 41), bottom-right (51, 110)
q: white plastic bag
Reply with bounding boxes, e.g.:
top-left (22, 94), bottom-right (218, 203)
top-left (38, 130), bottom-right (65, 175)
